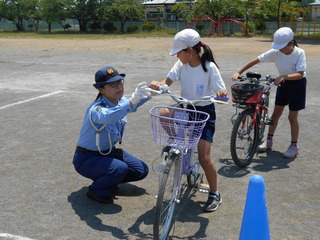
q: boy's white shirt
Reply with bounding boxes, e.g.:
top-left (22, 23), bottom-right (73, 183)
top-left (258, 47), bottom-right (306, 77)
top-left (167, 60), bottom-right (226, 106)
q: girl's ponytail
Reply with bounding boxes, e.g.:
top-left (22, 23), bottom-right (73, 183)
top-left (192, 42), bottom-right (219, 72)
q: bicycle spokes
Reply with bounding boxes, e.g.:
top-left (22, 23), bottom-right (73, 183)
top-left (230, 110), bottom-right (259, 168)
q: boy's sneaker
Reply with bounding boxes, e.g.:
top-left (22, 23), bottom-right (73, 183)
top-left (257, 139), bottom-right (273, 152)
top-left (283, 143), bottom-right (299, 158)
top-left (203, 192), bottom-right (222, 212)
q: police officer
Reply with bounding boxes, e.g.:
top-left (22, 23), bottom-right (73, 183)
top-left (73, 66), bottom-right (153, 204)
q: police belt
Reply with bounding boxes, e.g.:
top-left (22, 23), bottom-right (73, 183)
top-left (76, 146), bottom-right (110, 154)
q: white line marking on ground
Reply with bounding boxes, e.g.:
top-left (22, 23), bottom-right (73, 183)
top-left (0, 233), bottom-right (36, 240)
top-left (0, 91), bottom-right (64, 110)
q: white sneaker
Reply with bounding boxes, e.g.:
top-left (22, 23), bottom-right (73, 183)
top-left (257, 139), bottom-right (273, 152)
top-left (283, 143), bottom-right (299, 158)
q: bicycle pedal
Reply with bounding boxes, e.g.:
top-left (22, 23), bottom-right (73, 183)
top-left (265, 119), bottom-right (274, 125)
top-left (197, 183), bottom-right (210, 194)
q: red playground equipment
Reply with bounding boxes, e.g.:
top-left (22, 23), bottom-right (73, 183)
top-left (188, 16), bottom-right (248, 36)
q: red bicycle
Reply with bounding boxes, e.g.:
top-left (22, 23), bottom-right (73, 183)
top-left (230, 72), bottom-right (274, 167)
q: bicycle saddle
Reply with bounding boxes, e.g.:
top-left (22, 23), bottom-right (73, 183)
top-left (246, 72), bottom-right (261, 79)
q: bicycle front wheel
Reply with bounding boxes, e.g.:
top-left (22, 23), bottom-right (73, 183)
top-left (154, 152), bottom-right (181, 240)
top-left (230, 109), bottom-right (259, 168)
top-left (186, 149), bottom-right (200, 187)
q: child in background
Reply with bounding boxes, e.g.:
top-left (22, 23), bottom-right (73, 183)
top-left (231, 27), bottom-right (307, 158)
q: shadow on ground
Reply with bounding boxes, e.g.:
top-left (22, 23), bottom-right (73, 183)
top-left (218, 150), bottom-right (295, 178)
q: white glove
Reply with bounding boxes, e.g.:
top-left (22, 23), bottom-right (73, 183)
top-left (130, 82), bottom-right (152, 105)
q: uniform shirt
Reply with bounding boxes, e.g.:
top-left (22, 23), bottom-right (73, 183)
top-left (258, 47), bottom-right (306, 77)
top-left (77, 96), bottom-right (148, 151)
top-left (167, 60), bottom-right (226, 106)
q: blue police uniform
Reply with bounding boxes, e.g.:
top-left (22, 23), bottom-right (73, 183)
top-left (73, 95), bottom-right (149, 199)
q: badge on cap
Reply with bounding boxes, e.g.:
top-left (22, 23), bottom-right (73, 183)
top-left (107, 68), bottom-right (114, 75)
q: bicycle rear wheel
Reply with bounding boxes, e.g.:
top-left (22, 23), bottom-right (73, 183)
top-left (230, 109), bottom-right (259, 168)
top-left (154, 152), bottom-right (181, 240)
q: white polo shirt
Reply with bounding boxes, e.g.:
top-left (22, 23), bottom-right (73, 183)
top-left (258, 47), bottom-right (306, 77)
top-left (167, 60), bottom-right (226, 106)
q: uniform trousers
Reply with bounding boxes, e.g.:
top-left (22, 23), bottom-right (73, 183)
top-left (73, 148), bottom-right (149, 198)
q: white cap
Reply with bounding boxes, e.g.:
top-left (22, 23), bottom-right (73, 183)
top-left (170, 29), bottom-right (200, 55)
top-left (272, 27), bottom-right (294, 50)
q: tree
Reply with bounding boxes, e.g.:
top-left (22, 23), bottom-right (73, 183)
top-left (105, 0), bottom-right (145, 33)
top-left (40, 0), bottom-right (66, 32)
top-left (192, 0), bottom-right (244, 34)
top-left (1, 0), bottom-right (37, 31)
top-left (171, 1), bottom-right (193, 23)
top-left (193, 0), bottom-right (243, 21)
top-left (0, 1), bottom-right (6, 18)
top-left (67, 0), bottom-right (100, 32)
top-left (252, 0), bottom-right (297, 29)
top-left (29, 0), bottom-right (41, 31)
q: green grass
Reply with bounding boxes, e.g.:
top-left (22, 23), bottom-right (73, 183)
top-left (1, 30), bottom-right (319, 40)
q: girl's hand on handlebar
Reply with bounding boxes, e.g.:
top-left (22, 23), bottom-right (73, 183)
top-left (215, 90), bottom-right (229, 103)
top-left (150, 81), bottom-right (161, 90)
top-left (216, 89), bottom-right (228, 98)
top-left (231, 72), bottom-right (240, 81)
top-left (148, 81), bottom-right (167, 95)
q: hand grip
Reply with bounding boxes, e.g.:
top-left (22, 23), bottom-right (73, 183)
top-left (214, 96), bottom-right (229, 102)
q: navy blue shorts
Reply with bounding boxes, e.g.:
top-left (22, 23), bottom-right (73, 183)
top-left (188, 104), bottom-right (216, 143)
top-left (275, 78), bottom-right (307, 111)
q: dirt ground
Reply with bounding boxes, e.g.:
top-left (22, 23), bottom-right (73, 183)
top-left (1, 36), bottom-right (320, 57)
top-left (0, 35), bottom-right (319, 240)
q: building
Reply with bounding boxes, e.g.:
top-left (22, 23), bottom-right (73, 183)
top-left (310, 0), bottom-right (320, 19)
top-left (143, 0), bottom-right (194, 21)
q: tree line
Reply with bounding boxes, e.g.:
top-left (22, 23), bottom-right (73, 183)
top-left (0, 0), bottom-right (313, 33)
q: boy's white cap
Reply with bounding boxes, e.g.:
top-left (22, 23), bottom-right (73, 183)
top-left (170, 29), bottom-right (200, 55)
top-left (272, 27), bottom-right (294, 50)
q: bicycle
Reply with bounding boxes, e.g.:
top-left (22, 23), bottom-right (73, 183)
top-left (149, 85), bottom-right (228, 240)
top-left (230, 71), bottom-right (275, 168)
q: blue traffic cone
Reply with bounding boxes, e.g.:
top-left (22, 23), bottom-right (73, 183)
top-left (239, 174), bottom-right (270, 240)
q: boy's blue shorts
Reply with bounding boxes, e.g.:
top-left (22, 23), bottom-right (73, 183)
top-left (188, 103), bottom-right (216, 143)
top-left (275, 78), bottom-right (307, 111)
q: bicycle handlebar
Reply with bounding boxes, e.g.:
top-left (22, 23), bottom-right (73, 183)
top-left (152, 84), bottom-right (229, 105)
top-left (236, 72), bottom-right (275, 85)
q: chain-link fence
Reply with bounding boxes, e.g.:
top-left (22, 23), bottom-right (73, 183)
top-left (1, 18), bottom-right (318, 36)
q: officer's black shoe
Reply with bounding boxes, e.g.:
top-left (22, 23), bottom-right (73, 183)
top-left (87, 187), bottom-right (114, 204)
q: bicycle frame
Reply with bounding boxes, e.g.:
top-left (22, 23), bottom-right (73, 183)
top-left (156, 86), bottom-right (227, 177)
top-left (239, 102), bottom-right (267, 131)
top-left (150, 86), bottom-right (227, 240)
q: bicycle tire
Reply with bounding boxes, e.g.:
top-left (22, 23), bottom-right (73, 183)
top-left (186, 149), bottom-right (200, 187)
top-left (258, 94), bottom-right (269, 142)
top-left (153, 152), bottom-right (181, 240)
top-left (230, 109), bottom-right (259, 168)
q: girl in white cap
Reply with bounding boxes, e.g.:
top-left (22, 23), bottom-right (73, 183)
top-left (231, 27), bottom-right (307, 159)
top-left (151, 29), bottom-right (228, 212)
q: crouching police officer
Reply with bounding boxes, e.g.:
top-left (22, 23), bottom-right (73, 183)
top-left (73, 66), bottom-right (153, 204)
